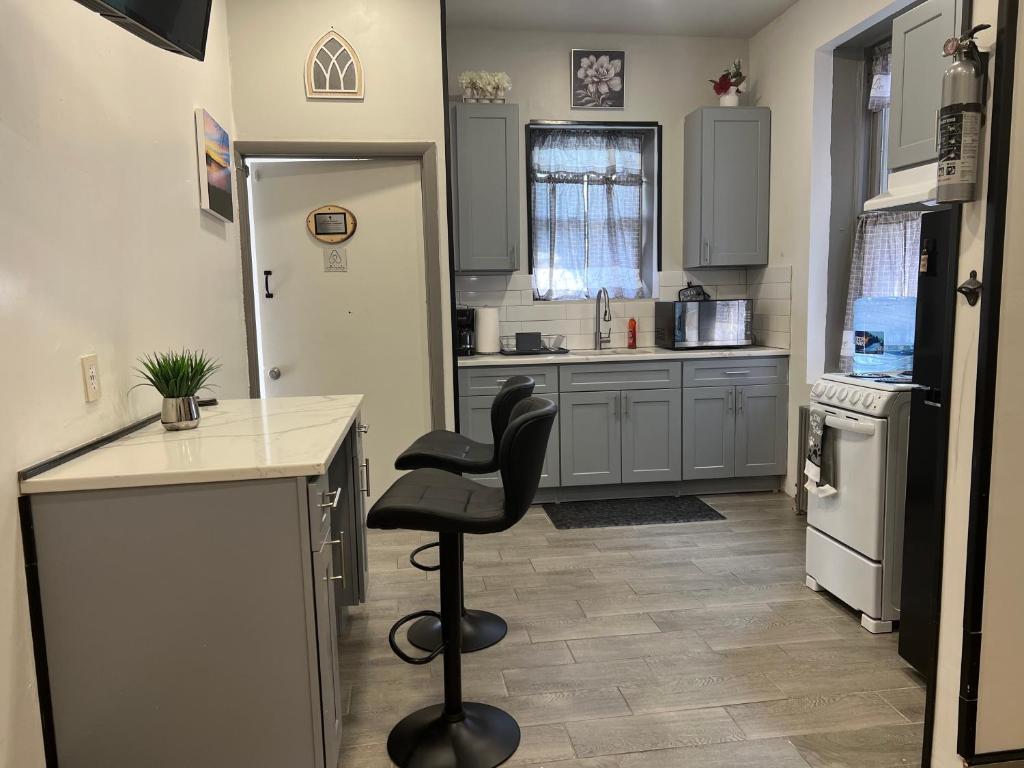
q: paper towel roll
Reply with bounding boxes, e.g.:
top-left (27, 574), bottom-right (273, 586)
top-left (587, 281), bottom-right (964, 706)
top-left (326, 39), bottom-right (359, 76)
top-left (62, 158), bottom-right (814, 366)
top-left (475, 307), bottom-right (500, 353)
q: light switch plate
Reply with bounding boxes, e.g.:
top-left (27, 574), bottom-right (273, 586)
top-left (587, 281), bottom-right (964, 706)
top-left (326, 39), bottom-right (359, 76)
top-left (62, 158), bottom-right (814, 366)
top-left (80, 353), bottom-right (101, 402)
top-left (324, 247), bottom-right (348, 273)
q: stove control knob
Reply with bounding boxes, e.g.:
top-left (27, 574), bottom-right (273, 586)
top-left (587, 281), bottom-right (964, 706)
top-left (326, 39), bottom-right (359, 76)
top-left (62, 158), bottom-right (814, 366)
top-left (850, 391), bottom-right (862, 405)
top-left (863, 393), bottom-right (876, 407)
top-left (811, 383), bottom-right (825, 397)
top-left (837, 388), bottom-right (849, 402)
top-left (826, 385), bottom-right (837, 398)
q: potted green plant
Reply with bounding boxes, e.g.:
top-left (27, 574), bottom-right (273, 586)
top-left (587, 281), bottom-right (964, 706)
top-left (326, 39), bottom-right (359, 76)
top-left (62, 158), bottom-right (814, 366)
top-left (133, 350), bottom-right (221, 431)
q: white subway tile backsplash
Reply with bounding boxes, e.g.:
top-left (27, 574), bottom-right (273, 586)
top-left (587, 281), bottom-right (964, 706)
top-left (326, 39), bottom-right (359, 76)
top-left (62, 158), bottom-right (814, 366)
top-left (455, 265), bottom-right (792, 349)
top-left (753, 314), bottom-right (792, 332)
top-left (506, 303), bottom-right (566, 322)
top-left (746, 265), bottom-right (793, 284)
top-left (715, 285), bottom-right (747, 300)
top-left (748, 281), bottom-right (791, 300)
top-left (756, 330), bottom-right (791, 349)
top-left (684, 268), bottom-right (746, 286)
top-left (752, 298), bottom-right (792, 317)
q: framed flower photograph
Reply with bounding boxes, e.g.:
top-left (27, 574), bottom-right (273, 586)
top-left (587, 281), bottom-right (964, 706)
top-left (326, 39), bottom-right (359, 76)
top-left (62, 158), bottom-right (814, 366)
top-left (571, 50), bottom-right (625, 109)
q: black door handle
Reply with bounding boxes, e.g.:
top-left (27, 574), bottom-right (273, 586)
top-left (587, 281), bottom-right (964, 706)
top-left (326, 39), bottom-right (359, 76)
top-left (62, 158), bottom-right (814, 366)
top-left (264, 270), bottom-right (274, 299)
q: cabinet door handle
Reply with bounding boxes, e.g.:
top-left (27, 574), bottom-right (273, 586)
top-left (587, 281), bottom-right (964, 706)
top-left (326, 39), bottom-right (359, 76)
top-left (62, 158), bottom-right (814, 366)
top-left (325, 574), bottom-right (345, 583)
top-left (704, 240), bottom-right (711, 265)
top-left (357, 423), bottom-right (369, 434)
top-left (727, 390), bottom-right (734, 413)
top-left (361, 459), bottom-right (372, 497)
top-left (737, 388), bottom-right (745, 413)
top-left (318, 488), bottom-right (342, 509)
top-left (623, 393), bottom-right (630, 418)
top-left (723, 370), bottom-right (750, 376)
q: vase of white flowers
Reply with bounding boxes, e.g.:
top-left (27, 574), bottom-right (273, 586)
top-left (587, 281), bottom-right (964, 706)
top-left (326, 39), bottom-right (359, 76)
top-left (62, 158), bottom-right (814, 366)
top-left (458, 71), bottom-right (512, 103)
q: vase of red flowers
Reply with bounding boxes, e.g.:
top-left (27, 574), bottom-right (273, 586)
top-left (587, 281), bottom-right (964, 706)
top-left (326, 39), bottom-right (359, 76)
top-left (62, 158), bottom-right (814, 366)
top-left (711, 60), bottom-right (746, 106)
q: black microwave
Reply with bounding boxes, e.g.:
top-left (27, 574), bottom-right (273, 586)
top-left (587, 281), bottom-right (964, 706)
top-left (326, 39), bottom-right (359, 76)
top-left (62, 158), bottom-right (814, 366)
top-left (654, 300), bottom-right (753, 349)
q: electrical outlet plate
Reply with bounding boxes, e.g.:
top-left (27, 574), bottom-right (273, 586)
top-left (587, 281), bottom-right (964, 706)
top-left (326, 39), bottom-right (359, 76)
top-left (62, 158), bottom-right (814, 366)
top-left (81, 353), bottom-right (101, 402)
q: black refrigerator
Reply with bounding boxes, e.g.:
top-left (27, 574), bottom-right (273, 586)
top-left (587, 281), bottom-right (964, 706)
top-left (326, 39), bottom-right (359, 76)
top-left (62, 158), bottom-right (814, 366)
top-left (899, 207), bottom-right (960, 677)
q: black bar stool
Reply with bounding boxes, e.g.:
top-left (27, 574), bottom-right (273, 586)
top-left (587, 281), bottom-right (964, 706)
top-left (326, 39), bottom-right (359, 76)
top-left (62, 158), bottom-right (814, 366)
top-left (395, 375), bottom-right (535, 653)
top-left (369, 397), bottom-right (557, 768)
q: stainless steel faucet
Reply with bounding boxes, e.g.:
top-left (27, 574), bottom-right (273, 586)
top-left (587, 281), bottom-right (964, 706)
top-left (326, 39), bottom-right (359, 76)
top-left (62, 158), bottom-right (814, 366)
top-left (594, 287), bottom-right (612, 349)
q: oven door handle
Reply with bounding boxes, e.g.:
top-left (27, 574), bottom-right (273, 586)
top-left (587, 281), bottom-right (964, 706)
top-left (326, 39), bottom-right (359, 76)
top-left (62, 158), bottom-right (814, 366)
top-left (825, 415), bottom-right (876, 436)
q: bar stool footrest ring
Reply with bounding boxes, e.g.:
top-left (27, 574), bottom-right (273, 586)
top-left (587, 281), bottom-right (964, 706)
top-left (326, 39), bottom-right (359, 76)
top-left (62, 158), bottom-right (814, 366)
top-left (409, 541), bottom-right (441, 572)
top-left (389, 610), bottom-right (444, 664)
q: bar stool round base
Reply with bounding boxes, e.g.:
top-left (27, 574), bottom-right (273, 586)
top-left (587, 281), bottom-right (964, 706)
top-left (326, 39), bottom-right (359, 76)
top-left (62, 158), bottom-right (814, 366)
top-left (387, 702), bottom-right (520, 768)
top-left (408, 609), bottom-right (507, 654)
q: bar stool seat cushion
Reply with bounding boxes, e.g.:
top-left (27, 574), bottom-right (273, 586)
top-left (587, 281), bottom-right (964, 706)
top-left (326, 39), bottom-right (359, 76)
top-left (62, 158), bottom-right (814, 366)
top-left (369, 468), bottom-right (506, 535)
top-left (394, 431), bottom-right (494, 474)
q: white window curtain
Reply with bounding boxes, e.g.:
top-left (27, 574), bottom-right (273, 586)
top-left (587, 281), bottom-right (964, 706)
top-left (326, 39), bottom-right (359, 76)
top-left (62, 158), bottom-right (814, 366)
top-left (530, 129), bottom-right (646, 300)
top-left (840, 211), bottom-right (922, 369)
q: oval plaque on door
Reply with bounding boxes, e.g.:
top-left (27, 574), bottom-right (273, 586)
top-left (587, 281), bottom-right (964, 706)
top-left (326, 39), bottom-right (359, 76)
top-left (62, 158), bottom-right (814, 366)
top-left (306, 204), bottom-right (357, 244)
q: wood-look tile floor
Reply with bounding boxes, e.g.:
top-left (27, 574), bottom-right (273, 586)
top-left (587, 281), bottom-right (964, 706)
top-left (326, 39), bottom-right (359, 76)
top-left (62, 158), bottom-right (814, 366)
top-left (338, 492), bottom-right (924, 767)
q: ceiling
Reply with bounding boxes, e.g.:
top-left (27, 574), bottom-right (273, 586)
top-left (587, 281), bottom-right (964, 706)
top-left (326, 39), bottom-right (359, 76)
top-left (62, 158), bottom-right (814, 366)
top-left (445, 0), bottom-right (801, 39)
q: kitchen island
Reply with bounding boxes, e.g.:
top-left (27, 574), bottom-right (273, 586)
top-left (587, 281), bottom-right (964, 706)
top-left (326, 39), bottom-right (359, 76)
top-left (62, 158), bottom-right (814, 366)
top-left (19, 396), bottom-right (368, 768)
top-left (457, 346), bottom-right (791, 499)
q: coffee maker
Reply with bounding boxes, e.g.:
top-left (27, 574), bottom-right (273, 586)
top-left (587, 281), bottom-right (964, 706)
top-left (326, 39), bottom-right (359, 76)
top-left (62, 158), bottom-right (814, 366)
top-left (456, 308), bottom-right (475, 356)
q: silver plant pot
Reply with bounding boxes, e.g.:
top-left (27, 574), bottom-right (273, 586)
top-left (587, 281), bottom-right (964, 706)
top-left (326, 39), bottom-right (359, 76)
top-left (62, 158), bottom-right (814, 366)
top-left (161, 396), bottom-right (201, 431)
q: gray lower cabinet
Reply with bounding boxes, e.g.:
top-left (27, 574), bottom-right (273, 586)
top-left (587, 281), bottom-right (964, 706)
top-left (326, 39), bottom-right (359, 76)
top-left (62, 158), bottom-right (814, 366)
top-left (735, 384), bottom-right (788, 476)
top-left (683, 383), bottom-right (788, 480)
top-left (25, 425), bottom-right (367, 768)
top-left (622, 389), bottom-right (682, 483)
top-left (561, 389), bottom-right (682, 486)
top-left (459, 393), bottom-right (560, 487)
top-left (451, 102), bottom-right (520, 273)
top-left (683, 386), bottom-right (736, 480)
top-left (888, 0), bottom-right (958, 170)
top-left (684, 106), bottom-right (771, 268)
top-left (560, 391), bottom-right (622, 486)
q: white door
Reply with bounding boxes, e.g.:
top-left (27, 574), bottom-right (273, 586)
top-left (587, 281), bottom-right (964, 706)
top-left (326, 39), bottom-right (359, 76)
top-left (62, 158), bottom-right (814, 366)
top-left (249, 158), bottom-right (432, 501)
top-left (807, 407), bottom-right (888, 560)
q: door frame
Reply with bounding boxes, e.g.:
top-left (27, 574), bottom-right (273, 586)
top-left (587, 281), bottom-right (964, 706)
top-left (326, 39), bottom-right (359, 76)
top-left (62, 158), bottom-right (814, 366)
top-left (956, 0), bottom-right (1021, 761)
top-left (234, 141), bottom-right (448, 429)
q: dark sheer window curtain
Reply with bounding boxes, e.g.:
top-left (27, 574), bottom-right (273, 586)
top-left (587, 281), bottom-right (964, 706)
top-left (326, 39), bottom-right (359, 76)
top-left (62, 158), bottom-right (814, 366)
top-left (530, 129), bottom-right (646, 300)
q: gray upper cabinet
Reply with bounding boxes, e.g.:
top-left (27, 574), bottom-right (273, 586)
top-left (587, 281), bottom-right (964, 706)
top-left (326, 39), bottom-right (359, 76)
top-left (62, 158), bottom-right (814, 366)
top-left (560, 391), bottom-right (622, 486)
top-left (888, 0), bottom-right (958, 170)
top-left (735, 384), bottom-right (788, 477)
top-left (684, 107), bottom-right (771, 268)
top-left (683, 386), bottom-right (736, 480)
top-left (451, 103), bottom-right (520, 273)
top-left (622, 389), bottom-right (682, 484)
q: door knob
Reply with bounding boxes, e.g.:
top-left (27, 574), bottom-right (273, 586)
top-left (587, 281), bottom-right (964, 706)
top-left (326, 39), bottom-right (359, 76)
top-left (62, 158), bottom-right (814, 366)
top-left (268, 367), bottom-right (281, 380)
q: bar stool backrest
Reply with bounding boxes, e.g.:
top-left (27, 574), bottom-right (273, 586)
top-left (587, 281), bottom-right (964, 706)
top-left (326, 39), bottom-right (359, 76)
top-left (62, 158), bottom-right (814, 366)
top-left (497, 396), bottom-right (558, 529)
top-left (489, 376), bottom-right (536, 450)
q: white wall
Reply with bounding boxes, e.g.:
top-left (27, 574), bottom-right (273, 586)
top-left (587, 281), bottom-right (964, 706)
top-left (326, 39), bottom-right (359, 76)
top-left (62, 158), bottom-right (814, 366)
top-left (445, 28), bottom-right (793, 351)
top-left (748, 0), bottom-right (925, 494)
top-left (0, 2), bottom-right (247, 765)
top-left (224, 0), bottom-right (452, 422)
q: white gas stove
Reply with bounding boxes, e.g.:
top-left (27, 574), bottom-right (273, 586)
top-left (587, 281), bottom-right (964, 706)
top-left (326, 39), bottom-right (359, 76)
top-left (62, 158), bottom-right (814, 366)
top-left (805, 373), bottom-right (914, 633)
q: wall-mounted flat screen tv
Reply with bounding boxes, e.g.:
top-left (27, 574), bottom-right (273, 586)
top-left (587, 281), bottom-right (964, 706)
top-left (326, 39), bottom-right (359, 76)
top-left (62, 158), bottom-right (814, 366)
top-left (76, 0), bottom-right (213, 61)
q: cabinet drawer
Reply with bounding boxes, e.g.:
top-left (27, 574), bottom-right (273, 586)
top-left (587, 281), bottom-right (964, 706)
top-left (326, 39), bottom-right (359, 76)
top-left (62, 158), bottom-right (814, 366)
top-left (682, 357), bottom-right (788, 387)
top-left (307, 474), bottom-right (333, 550)
top-left (458, 365), bottom-right (558, 397)
top-left (559, 362), bottom-right (681, 392)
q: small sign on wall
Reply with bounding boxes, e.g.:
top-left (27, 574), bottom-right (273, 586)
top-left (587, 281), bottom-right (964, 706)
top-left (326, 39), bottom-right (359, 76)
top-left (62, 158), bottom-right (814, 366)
top-left (307, 204), bottom-right (357, 244)
top-left (324, 247), bottom-right (348, 272)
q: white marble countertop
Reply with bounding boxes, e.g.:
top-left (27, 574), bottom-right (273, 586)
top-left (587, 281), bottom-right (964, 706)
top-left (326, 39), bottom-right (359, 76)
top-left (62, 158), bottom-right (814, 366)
top-left (20, 396), bottom-right (364, 495)
top-left (458, 346), bottom-right (789, 367)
